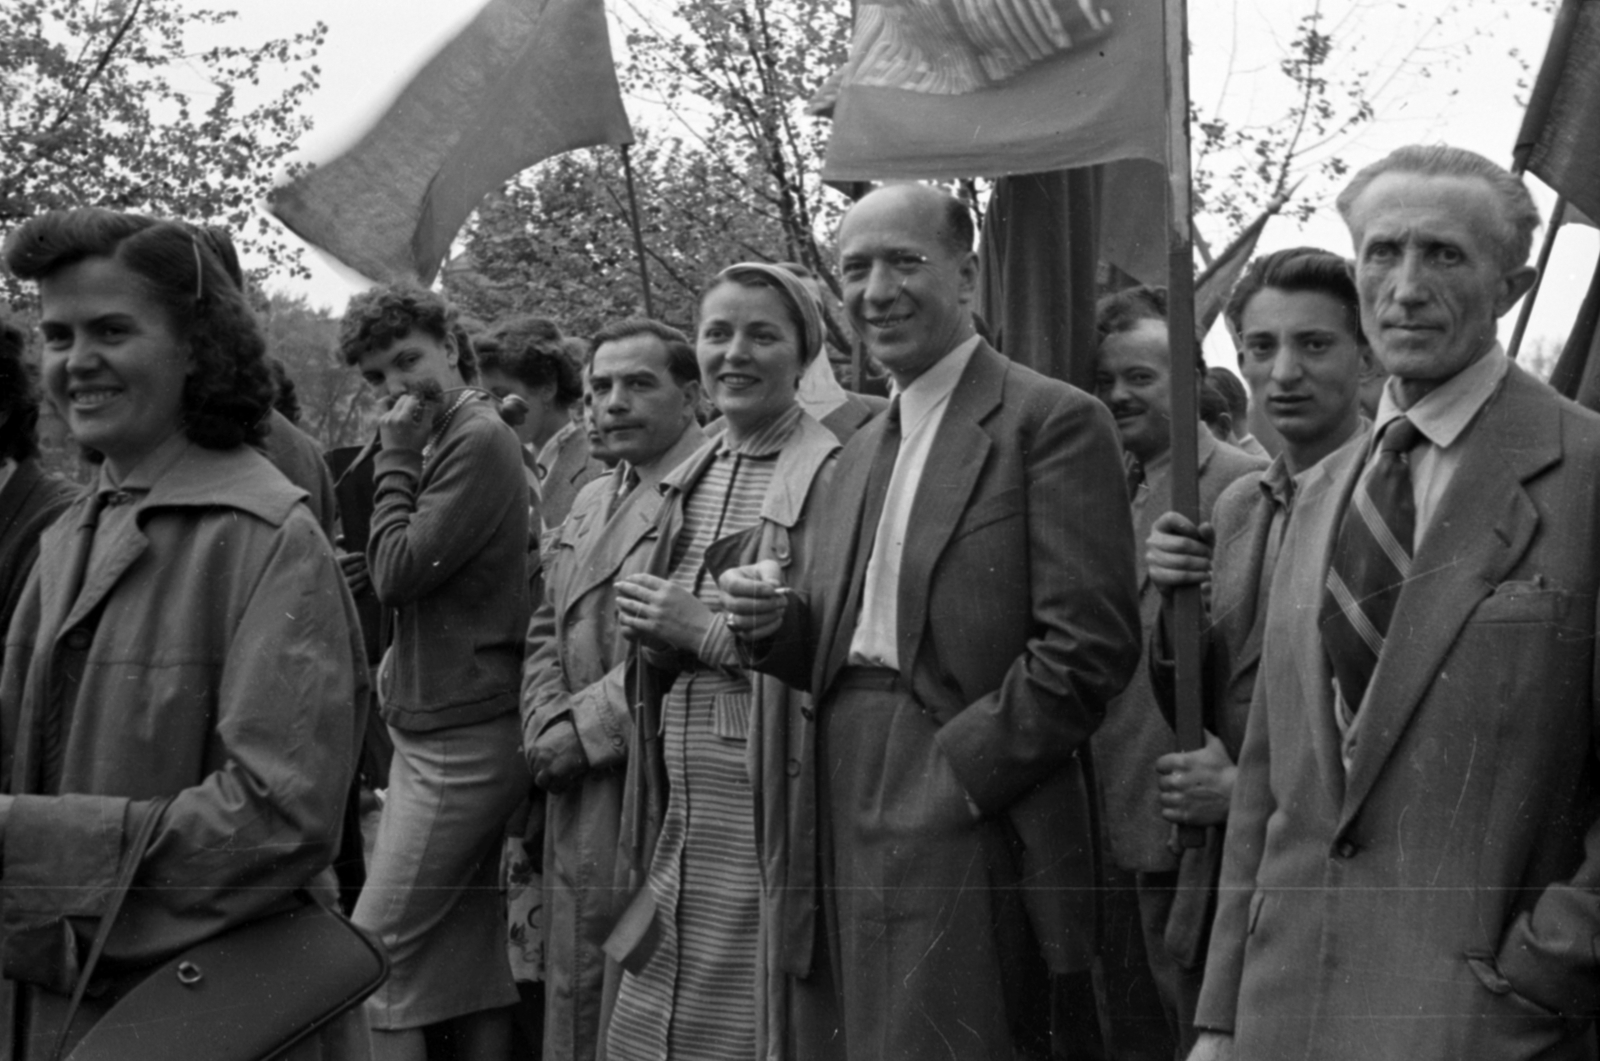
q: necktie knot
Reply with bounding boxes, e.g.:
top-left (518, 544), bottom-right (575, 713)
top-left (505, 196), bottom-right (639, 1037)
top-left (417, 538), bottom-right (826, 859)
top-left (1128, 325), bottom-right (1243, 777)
top-left (1380, 416), bottom-right (1421, 456)
top-left (885, 396), bottom-right (902, 435)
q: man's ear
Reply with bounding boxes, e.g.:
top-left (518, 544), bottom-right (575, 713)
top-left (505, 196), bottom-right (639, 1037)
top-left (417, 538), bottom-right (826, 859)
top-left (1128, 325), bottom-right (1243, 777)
top-left (955, 250), bottom-right (979, 304)
top-left (681, 379), bottom-right (703, 418)
top-left (1496, 265), bottom-right (1539, 318)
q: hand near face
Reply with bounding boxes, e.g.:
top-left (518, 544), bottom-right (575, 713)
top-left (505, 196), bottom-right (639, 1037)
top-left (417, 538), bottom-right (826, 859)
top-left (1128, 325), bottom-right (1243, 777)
top-left (1156, 731), bottom-right (1237, 827)
top-left (529, 718), bottom-right (589, 793)
top-left (1147, 511), bottom-right (1214, 599)
top-left (378, 392), bottom-right (437, 453)
top-left (616, 574), bottom-right (714, 654)
top-left (716, 560), bottom-right (787, 641)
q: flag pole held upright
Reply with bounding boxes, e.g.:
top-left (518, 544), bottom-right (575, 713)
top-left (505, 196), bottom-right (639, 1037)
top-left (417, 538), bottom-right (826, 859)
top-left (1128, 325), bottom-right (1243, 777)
top-left (619, 143), bottom-right (656, 320)
top-left (1163, 0), bottom-right (1206, 850)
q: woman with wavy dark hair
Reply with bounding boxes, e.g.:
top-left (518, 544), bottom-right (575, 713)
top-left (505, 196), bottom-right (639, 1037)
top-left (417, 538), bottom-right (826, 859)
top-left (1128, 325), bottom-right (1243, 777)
top-left (0, 208), bottom-right (369, 1059)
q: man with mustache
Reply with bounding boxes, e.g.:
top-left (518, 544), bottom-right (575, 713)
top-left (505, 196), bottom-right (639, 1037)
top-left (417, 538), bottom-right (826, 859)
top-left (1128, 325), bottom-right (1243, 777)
top-left (1091, 286), bottom-right (1267, 1057)
top-left (522, 318), bottom-right (705, 1061)
top-left (1189, 145), bottom-right (1600, 1060)
top-left (718, 183), bottom-right (1140, 1060)
top-left (1139, 247), bottom-right (1374, 1048)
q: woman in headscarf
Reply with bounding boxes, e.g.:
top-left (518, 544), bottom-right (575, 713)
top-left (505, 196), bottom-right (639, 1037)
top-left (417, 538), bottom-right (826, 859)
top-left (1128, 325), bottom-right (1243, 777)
top-left (605, 263), bottom-right (840, 1061)
top-left (0, 208), bottom-right (368, 1059)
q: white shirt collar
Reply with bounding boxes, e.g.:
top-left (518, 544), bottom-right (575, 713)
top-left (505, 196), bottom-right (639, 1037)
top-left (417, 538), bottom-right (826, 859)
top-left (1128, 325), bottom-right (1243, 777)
top-left (892, 334), bottom-right (981, 435)
top-left (1374, 343), bottom-right (1508, 452)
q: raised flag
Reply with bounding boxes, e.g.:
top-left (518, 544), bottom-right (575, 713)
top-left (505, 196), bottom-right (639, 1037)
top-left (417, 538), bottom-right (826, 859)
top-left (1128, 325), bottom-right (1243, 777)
top-left (1515, 0), bottom-right (1600, 225)
top-left (821, 0), bottom-right (1164, 181)
top-left (270, 0), bottom-right (632, 284)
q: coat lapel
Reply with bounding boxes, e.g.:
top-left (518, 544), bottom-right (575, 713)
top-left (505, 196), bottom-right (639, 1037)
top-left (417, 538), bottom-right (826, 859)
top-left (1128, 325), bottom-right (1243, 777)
top-left (896, 344), bottom-right (1003, 674)
top-left (565, 474), bottom-right (660, 608)
top-left (1214, 489), bottom-right (1273, 683)
top-left (1283, 441), bottom-right (1360, 806)
top-left (1338, 369), bottom-right (1552, 826)
top-left (817, 414), bottom-right (889, 691)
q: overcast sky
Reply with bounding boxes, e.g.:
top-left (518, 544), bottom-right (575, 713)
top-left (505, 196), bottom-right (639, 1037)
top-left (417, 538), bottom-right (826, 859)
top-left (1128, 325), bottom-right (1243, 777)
top-left (224, 0), bottom-right (1595, 368)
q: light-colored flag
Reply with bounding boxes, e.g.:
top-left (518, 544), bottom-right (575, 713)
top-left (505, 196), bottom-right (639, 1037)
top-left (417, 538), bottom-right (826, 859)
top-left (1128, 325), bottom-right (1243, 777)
top-left (821, 0), bottom-right (1164, 181)
top-left (270, 0), bottom-right (632, 284)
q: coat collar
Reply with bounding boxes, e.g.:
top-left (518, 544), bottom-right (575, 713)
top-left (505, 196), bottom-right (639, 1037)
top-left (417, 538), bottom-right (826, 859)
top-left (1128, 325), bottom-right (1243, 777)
top-left (661, 409), bottom-right (838, 530)
top-left (1338, 363), bottom-right (1557, 826)
top-left (40, 445), bottom-right (306, 640)
top-left (563, 423), bottom-right (707, 608)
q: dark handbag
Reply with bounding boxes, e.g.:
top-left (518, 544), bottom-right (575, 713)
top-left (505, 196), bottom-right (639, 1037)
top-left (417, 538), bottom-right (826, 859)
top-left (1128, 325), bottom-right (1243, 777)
top-left (50, 800), bottom-right (389, 1061)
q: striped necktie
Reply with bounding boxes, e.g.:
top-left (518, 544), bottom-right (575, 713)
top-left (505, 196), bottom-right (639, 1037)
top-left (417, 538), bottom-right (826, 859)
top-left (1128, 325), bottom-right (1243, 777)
top-left (1320, 416), bottom-right (1422, 726)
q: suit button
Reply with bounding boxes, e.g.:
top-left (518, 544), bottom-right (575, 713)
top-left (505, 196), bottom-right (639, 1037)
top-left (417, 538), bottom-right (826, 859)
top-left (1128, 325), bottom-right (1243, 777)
top-left (64, 628), bottom-right (92, 651)
top-left (786, 759), bottom-right (801, 778)
top-left (799, 704), bottom-right (815, 721)
top-left (1334, 840), bottom-right (1358, 860)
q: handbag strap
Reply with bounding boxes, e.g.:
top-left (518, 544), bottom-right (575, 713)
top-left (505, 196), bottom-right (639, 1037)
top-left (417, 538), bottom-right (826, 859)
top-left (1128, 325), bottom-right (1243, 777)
top-left (50, 796), bottom-right (172, 1061)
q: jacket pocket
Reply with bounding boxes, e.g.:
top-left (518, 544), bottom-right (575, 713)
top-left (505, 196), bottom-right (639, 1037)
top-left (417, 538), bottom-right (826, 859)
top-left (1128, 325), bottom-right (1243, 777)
top-left (713, 692), bottom-right (751, 742)
top-left (952, 486), bottom-right (1023, 541)
top-left (1473, 581), bottom-right (1576, 625)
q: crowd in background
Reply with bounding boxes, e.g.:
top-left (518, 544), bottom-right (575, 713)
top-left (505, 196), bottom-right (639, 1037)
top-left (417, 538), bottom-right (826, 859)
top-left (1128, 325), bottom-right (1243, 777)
top-left (0, 141), bottom-right (1597, 1061)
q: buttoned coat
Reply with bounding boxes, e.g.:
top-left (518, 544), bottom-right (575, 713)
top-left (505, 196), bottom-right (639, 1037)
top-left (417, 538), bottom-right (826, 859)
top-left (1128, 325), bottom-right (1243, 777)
top-left (0, 445), bottom-right (367, 1059)
top-left (521, 424), bottom-right (704, 1061)
top-left (758, 341), bottom-right (1141, 978)
top-left (604, 412), bottom-right (838, 1061)
top-left (1197, 364), bottom-right (1600, 1059)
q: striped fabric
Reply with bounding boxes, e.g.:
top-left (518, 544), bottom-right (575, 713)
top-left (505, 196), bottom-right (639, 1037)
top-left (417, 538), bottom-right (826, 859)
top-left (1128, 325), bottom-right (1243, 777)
top-left (607, 425), bottom-right (786, 1061)
top-left (1320, 417), bottom-right (1422, 730)
top-left (849, 0), bottom-right (1114, 95)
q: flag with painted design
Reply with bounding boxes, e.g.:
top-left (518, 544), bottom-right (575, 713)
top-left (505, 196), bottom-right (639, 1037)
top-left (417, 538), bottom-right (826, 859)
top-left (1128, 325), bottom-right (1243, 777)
top-left (821, 0), bottom-right (1164, 181)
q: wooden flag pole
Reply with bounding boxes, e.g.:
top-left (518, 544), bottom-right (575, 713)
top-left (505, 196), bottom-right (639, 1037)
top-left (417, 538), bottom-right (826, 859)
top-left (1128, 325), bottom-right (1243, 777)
top-left (620, 142), bottom-right (656, 319)
top-left (1506, 194), bottom-right (1564, 362)
top-left (1163, 0), bottom-right (1206, 849)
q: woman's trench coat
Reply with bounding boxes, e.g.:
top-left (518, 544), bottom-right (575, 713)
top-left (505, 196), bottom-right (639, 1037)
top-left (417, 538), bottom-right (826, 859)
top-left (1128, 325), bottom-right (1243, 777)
top-left (606, 411), bottom-right (838, 1061)
top-left (0, 444), bottom-right (369, 1060)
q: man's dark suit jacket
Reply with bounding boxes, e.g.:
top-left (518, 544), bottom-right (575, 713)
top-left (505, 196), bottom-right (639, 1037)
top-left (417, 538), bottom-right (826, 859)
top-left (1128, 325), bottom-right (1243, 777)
top-left (759, 340), bottom-right (1141, 975)
top-left (1198, 364), bottom-right (1600, 1059)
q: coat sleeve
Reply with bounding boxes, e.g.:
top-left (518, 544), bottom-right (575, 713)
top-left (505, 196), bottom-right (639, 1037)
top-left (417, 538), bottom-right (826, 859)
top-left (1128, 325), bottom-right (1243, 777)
top-left (522, 595), bottom-right (633, 772)
top-left (2, 514), bottom-right (366, 978)
top-left (934, 390), bottom-right (1141, 813)
top-left (368, 414), bottom-right (525, 605)
top-left (1192, 666), bottom-right (1275, 1032)
top-left (1493, 591), bottom-right (1600, 1016)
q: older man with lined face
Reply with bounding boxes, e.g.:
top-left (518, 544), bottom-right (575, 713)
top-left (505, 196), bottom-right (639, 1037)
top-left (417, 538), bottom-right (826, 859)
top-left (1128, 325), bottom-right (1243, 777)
top-left (1189, 146), bottom-right (1600, 1061)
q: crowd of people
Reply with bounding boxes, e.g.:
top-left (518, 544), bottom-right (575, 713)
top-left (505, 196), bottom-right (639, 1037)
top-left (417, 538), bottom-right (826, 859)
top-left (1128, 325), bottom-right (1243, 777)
top-left (0, 141), bottom-right (1595, 1061)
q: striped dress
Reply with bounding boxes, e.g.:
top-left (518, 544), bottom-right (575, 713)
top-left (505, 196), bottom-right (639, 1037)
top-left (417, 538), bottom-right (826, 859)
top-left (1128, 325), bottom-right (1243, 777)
top-left (607, 406), bottom-right (801, 1061)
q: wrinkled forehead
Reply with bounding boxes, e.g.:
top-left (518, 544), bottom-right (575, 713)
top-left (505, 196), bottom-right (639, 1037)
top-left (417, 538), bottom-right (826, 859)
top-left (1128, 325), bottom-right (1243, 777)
top-left (1345, 172), bottom-right (1509, 258)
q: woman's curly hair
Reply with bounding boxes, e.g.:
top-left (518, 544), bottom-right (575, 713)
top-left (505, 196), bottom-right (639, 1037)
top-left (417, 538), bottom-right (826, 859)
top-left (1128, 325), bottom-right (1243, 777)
top-left (337, 284), bottom-right (478, 383)
top-left (479, 315), bottom-right (581, 408)
top-left (2, 208), bottom-right (273, 452)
